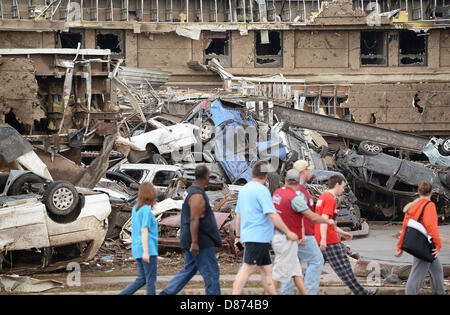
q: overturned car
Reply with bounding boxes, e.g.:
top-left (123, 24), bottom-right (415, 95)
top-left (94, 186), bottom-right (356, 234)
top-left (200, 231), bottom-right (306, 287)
top-left (333, 147), bottom-right (450, 221)
top-left (0, 124), bottom-right (111, 274)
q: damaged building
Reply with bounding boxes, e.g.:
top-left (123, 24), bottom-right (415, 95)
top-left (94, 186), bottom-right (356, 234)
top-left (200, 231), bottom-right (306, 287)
top-left (0, 0), bottom-right (448, 137)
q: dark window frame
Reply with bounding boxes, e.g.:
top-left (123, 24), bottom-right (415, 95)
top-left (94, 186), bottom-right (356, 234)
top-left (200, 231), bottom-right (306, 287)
top-left (398, 30), bottom-right (428, 67)
top-left (95, 29), bottom-right (125, 59)
top-left (360, 30), bottom-right (388, 67)
top-left (254, 31), bottom-right (283, 68)
top-left (203, 31), bottom-right (232, 68)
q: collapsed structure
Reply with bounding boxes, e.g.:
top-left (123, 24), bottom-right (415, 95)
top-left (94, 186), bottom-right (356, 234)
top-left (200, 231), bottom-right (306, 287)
top-left (0, 0), bottom-right (449, 275)
top-left (1, 0), bottom-right (448, 136)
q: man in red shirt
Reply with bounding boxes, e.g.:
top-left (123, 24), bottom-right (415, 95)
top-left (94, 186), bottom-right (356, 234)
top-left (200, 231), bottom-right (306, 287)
top-left (316, 175), bottom-right (377, 295)
top-left (272, 169), bottom-right (334, 294)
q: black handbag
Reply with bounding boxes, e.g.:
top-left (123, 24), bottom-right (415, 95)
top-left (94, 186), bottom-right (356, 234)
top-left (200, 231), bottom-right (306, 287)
top-left (401, 201), bottom-right (436, 263)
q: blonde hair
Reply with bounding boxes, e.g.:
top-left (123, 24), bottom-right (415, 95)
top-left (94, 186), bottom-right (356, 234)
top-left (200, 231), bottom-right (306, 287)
top-left (136, 182), bottom-right (157, 211)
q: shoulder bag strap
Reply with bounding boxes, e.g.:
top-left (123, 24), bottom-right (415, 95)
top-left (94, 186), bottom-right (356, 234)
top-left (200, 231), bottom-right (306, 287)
top-left (417, 201), bottom-right (432, 223)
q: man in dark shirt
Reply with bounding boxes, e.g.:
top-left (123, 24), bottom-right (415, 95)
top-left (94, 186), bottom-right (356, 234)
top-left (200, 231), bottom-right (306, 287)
top-left (159, 165), bottom-right (222, 295)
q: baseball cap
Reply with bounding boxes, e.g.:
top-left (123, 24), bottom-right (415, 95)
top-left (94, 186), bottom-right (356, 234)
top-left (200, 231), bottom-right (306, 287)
top-left (293, 160), bottom-right (314, 172)
top-left (285, 169), bottom-right (300, 183)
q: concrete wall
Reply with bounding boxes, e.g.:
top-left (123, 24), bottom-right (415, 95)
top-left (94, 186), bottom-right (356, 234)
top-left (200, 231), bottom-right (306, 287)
top-left (1, 28), bottom-right (448, 81)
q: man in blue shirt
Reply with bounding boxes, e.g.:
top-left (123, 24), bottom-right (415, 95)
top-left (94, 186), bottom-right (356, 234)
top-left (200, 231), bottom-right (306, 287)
top-left (232, 160), bottom-right (299, 295)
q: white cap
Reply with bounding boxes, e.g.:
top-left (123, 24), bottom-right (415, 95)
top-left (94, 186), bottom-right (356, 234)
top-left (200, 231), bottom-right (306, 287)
top-left (293, 160), bottom-right (314, 172)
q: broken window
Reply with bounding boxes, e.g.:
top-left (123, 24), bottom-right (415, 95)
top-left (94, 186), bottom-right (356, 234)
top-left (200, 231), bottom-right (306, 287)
top-left (255, 31), bottom-right (282, 68)
top-left (360, 31), bottom-right (388, 66)
top-left (153, 171), bottom-right (177, 187)
top-left (203, 31), bottom-right (231, 68)
top-left (58, 30), bottom-right (84, 48)
top-left (95, 30), bottom-right (125, 59)
top-left (399, 30), bottom-right (427, 66)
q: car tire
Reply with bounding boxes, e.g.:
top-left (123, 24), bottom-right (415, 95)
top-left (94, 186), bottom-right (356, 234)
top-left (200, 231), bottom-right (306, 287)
top-left (358, 141), bottom-right (382, 155)
top-left (438, 137), bottom-right (450, 156)
top-left (151, 153), bottom-right (168, 165)
top-left (43, 180), bottom-right (79, 216)
top-left (7, 173), bottom-right (45, 196)
top-left (200, 120), bottom-right (215, 143)
top-left (267, 172), bottom-right (282, 196)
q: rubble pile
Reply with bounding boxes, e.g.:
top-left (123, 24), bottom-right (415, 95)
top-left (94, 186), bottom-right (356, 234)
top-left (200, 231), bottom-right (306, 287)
top-left (0, 51), bottom-right (449, 275)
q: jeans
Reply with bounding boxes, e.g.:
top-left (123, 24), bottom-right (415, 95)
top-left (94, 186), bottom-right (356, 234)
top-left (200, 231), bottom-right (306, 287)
top-left (159, 247), bottom-right (221, 295)
top-left (281, 235), bottom-right (324, 295)
top-left (119, 256), bottom-right (157, 295)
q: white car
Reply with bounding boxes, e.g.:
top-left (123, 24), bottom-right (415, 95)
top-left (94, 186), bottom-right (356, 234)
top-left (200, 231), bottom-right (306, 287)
top-left (0, 186), bottom-right (111, 274)
top-left (127, 116), bottom-right (199, 164)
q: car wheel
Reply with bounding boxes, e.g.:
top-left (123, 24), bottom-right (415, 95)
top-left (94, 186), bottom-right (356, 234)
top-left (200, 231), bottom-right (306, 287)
top-left (200, 120), bottom-right (215, 142)
top-left (7, 173), bottom-right (45, 196)
top-left (43, 181), bottom-right (79, 216)
top-left (438, 137), bottom-right (450, 156)
top-left (358, 141), bottom-right (382, 155)
top-left (151, 153), bottom-right (168, 165)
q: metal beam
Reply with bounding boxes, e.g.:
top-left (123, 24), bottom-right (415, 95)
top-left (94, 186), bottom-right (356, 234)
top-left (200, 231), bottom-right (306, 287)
top-left (273, 105), bottom-right (429, 152)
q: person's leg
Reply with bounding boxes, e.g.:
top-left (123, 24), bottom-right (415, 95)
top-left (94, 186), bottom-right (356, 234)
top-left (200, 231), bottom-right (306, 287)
top-left (119, 259), bottom-right (146, 295)
top-left (232, 263), bottom-right (257, 294)
top-left (299, 236), bottom-right (324, 295)
top-left (325, 243), bottom-right (369, 295)
top-left (196, 247), bottom-right (221, 295)
top-left (428, 257), bottom-right (445, 295)
top-left (259, 264), bottom-right (278, 295)
top-left (159, 250), bottom-right (198, 295)
top-left (293, 276), bottom-right (308, 295)
top-left (142, 256), bottom-right (158, 295)
top-left (405, 256), bottom-right (432, 295)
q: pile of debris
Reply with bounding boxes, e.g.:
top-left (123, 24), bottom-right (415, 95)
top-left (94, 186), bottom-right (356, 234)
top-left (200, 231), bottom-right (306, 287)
top-left (1, 49), bottom-right (449, 276)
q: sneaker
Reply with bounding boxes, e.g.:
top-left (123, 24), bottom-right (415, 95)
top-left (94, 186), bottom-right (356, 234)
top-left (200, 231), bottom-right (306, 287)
top-left (366, 289), bottom-right (379, 295)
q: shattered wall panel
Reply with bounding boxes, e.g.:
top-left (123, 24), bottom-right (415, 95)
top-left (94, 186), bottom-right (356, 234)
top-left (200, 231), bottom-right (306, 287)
top-left (0, 57), bottom-right (45, 126)
top-left (295, 31), bottom-right (349, 68)
top-left (343, 83), bottom-right (450, 133)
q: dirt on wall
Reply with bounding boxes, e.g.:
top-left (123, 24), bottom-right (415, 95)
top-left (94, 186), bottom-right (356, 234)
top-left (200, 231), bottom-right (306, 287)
top-left (343, 83), bottom-right (450, 134)
top-left (0, 57), bottom-right (45, 126)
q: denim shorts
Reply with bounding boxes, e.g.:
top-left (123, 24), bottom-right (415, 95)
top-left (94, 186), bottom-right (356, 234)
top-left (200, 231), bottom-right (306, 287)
top-left (243, 242), bottom-right (272, 266)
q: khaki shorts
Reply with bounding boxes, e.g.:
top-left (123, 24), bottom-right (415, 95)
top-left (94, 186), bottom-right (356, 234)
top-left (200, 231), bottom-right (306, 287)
top-left (271, 231), bottom-right (303, 283)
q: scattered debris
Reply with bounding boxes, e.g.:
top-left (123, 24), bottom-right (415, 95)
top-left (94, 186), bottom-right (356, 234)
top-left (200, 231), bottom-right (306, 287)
top-left (0, 275), bottom-right (63, 293)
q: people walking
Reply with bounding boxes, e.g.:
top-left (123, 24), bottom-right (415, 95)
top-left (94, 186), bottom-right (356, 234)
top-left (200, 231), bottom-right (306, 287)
top-left (119, 182), bottom-right (158, 295)
top-left (395, 181), bottom-right (445, 295)
top-left (232, 160), bottom-right (299, 295)
top-left (316, 175), bottom-right (377, 295)
top-left (272, 168), bottom-right (334, 295)
top-left (281, 159), bottom-right (326, 295)
top-left (159, 165), bottom-right (223, 295)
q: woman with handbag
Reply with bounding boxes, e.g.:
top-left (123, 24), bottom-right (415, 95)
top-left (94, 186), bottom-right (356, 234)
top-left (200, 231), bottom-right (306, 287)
top-left (395, 181), bottom-right (445, 295)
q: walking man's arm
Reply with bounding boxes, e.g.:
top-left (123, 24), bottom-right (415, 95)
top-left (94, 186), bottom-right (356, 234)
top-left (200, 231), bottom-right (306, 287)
top-left (267, 212), bottom-right (298, 241)
top-left (188, 194), bottom-right (206, 256)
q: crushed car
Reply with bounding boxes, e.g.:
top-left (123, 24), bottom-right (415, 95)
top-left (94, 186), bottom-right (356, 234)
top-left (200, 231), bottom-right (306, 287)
top-left (0, 124), bottom-right (112, 274)
top-left (119, 116), bottom-right (200, 164)
top-left (333, 147), bottom-right (450, 221)
top-left (182, 98), bottom-right (287, 191)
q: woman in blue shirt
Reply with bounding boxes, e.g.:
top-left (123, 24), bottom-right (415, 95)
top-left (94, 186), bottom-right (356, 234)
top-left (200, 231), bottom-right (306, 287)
top-left (120, 182), bottom-right (158, 295)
